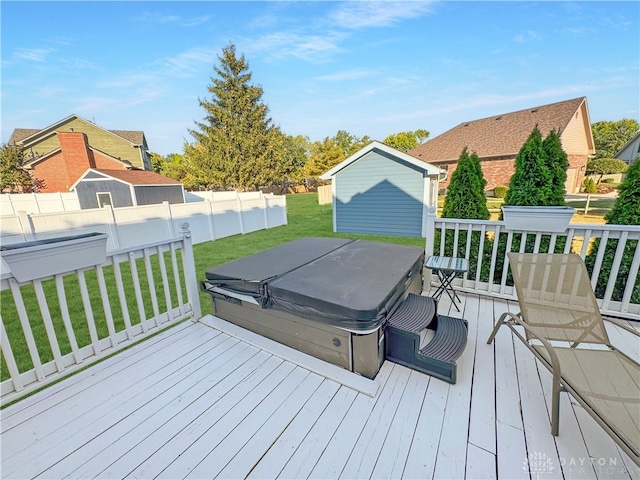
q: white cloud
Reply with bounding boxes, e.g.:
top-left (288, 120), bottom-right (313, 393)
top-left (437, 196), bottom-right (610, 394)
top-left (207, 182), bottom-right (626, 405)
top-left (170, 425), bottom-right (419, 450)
top-left (513, 30), bottom-right (541, 43)
top-left (133, 11), bottom-right (210, 27)
top-left (242, 32), bottom-right (346, 62)
top-left (315, 69), bottom-right (375, 81)
top-left (329, 1), bottom-right (435, 29)
top-left (14, 48), bottom-right (54, 62)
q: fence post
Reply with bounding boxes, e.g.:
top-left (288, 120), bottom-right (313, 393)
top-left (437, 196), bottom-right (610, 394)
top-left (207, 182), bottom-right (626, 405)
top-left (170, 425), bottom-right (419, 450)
top-left (17, 211), bottom-right (35, 241)
top-left (103, 204), bottom-right (121, 250)
top-left (262, 194), bottom-right (269, 229)
top-left (163, 201), bottom-right (175, 238)
top-left (584, 194), bottom-right (591, 215)
top-left (237, 196), bottom-right (245, 235)
top-left (207, 198), bottom-right (217, 241)
top-left (424, 206), bottom-right (436, 290)
top-left (179, 223), bottom-right (202, 321)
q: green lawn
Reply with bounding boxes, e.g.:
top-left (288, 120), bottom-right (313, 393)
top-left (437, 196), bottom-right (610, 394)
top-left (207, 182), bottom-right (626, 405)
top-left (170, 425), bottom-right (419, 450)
top-left (2, 191), bottom-right (612, 385)
top-left (193, 193), bottom-right (425, 314)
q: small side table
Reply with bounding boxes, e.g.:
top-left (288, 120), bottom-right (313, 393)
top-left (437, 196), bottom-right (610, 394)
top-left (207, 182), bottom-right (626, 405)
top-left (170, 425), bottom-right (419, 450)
top-left (426, 255), bottom-right (469, 311)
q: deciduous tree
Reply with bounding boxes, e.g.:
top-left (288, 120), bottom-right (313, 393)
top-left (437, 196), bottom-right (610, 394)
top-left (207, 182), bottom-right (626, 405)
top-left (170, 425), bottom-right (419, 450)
top-left (383, 129), bottom-right (430, 152)
top-left (591, 119), bottom-right (639, 160)
top-left (586, 157), bottom-right (628, 184)
top-left (0, 143), bottom-right (45, 192)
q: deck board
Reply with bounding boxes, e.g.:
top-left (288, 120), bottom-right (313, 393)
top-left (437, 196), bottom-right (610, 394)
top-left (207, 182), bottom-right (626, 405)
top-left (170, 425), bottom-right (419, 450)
top-left (1, 293), bottom-right (638, 479)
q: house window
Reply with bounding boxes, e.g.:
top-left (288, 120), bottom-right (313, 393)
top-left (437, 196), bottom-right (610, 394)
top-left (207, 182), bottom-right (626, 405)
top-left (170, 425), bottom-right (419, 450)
top-left (96, 192), bottom-right (113, 208)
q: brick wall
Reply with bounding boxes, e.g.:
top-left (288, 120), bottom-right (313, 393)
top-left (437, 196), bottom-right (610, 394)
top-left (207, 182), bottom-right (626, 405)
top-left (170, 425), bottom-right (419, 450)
top-left (436, 154), bottom-right (588, 196)
top-left (32, 132), bottom-right (128, 192)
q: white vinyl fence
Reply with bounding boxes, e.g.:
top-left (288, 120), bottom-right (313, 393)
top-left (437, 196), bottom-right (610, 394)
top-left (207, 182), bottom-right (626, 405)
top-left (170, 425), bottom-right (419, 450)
top-left (0, 193), bottom-right (287, 251)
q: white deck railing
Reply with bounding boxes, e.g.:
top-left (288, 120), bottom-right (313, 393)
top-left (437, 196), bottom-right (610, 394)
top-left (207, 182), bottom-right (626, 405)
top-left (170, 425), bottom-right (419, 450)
top-left (0, 225), bottom-right (201, 406)
top-left (424, 210), bottom-right (640, 320)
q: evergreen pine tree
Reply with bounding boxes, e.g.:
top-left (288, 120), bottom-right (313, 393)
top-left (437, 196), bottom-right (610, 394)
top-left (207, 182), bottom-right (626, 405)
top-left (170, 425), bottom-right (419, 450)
top-left (542, 129), bottom-right (568, 205)
top-left (184, 44), bottom-right (280, 190)
top-left (504, 125), bottom-right (553, 207)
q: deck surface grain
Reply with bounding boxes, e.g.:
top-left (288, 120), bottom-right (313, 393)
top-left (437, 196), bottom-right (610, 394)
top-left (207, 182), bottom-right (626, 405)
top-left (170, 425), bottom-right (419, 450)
top-left (1, 293), bottom-right (637, 480)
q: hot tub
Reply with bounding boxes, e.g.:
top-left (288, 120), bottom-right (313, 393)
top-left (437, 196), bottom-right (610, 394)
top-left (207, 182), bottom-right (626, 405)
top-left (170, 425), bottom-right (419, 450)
top-left (201, 237), bottom-right (424, 378)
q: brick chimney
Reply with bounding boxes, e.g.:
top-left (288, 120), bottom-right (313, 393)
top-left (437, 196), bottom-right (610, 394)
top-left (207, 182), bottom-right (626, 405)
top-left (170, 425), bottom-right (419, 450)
top-left (57, 131), bottom-right (96, 186)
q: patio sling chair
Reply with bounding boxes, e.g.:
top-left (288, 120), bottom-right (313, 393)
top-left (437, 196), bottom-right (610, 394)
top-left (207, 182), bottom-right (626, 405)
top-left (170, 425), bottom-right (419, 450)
top-left (487, 252), bottom-right (640, 466)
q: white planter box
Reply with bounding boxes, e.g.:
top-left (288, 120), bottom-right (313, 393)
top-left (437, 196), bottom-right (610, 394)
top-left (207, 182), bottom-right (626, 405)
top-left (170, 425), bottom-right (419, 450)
top-left (1, 233), bottom-right (108, 282)
top-left (501, 206), bottom-right (576, 233)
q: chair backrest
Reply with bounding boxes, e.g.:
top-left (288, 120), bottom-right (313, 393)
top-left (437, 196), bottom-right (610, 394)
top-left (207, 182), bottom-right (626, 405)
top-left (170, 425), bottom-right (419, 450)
top-left (507, 252), bottom-right (610, 346)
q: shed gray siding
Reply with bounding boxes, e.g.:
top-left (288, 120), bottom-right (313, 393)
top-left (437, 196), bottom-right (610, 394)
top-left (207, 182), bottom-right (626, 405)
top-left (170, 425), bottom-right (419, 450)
top-left (76, 180), bottom-right (133, 209)
top-left (134, 185), bottom-right (184, 205)
top-left (334, 150), bottom-right (425, 237)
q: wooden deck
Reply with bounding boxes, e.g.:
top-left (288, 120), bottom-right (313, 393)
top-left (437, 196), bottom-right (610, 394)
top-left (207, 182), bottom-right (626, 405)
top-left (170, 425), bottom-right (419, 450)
top-left (1, 292), bottom-right (638, 479)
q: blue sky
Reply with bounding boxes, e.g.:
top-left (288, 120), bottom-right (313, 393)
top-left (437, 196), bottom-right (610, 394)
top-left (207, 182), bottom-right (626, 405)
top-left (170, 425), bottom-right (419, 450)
top-left (2, 1), bottom-right (638, 156)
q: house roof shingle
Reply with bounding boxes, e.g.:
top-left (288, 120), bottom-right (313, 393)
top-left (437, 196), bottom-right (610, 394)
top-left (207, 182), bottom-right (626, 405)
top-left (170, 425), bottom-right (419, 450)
top-left (408, 97), bottom-right (587, 162)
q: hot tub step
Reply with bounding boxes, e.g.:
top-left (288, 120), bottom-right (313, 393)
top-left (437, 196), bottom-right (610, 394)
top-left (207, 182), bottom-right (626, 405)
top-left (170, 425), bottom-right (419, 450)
top-left (386, 295), bottom-right (468, 384)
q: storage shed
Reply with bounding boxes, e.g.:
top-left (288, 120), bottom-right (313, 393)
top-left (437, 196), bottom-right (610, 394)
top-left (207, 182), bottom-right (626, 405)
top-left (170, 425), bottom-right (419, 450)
top-left (71, 169), bottom-right (185, 209)
top-left (320, 141), bottom-right (446, 238)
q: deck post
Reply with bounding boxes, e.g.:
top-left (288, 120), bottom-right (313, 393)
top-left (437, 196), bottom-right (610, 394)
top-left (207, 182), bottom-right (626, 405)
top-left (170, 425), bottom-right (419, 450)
top-left (424, 206), bottom-right (436, 289)
top-left (179, 222), bottom-right (202, 321)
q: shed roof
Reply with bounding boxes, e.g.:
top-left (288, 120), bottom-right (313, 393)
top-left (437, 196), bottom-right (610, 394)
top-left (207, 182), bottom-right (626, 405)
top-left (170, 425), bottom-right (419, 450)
top-left (71, 168), bottom-right (182, 190)
top-left (408, 97), bottom-right (588, 163)
top-left (320, 141), bottom-right (445, 180)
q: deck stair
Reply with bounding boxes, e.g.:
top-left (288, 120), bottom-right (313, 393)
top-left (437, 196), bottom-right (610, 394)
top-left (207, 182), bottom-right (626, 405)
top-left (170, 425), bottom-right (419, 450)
top-left (385, 294), bottom-right (468, 383)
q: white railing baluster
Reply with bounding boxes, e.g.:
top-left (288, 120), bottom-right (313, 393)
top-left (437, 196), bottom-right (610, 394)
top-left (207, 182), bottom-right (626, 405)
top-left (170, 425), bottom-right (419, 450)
top-left (77, 270), bottom-right (101, 355)
top-left (112, 254), bottom-right (134, 340)
top-left (488, 225), bottom-right (501, 289)
top-left (475, 224), bottom-right (487, 285)
top-left (157, 244), bottom-right (173, 323)
top-left (143, 248), bottom-right (161, 328)
top-left (499, 231), bottom-right (514, 294)
top-left (590, 230), bottom-right (610, 291)
top-left (8, 279), bottom-right (45, 381)
top-left (128, 251), bottom-right (148, 333)
top-left (95, 265), bottom-right (118, 347)
top-left (32, 279), bottom-right (65, 373)
top-left (579, 229), bottom-right (592, 258)
top-left (548, 233), bottom-right (557, 253)
top-left (602, 231), bottom-right (629, 311)
top-left (621, 240), bottom-right (640, 314)
top-left (170, 242), bottom-right (185, 315)
top-left (55, 275), bottom-right (82, 365)
top-left (0, 317), bottom-right (23, 392)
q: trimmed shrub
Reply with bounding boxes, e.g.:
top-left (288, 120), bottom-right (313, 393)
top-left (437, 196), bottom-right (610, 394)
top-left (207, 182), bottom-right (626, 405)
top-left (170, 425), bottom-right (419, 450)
top-left (582, 177), bottom-right (597, 193)
top-left (542, 129), bottom-right (568, 205)
top-left (440, 148), bottom-right (491, 280)
top-left (585, 160), bottom-right (640, 303)
top-left (493, 186), bottom-right (508, 198)
top-left (503, 125), bottom-right (553, 208)
top-left (602, 178), bottom-right (615, 184)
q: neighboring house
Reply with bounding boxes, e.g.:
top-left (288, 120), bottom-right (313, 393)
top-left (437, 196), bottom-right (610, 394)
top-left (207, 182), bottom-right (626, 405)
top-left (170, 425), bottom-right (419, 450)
top-left (615, 132), bottom-right (640, 165)
top-left (9, 114), bottom-right (152, 192)
top-left (71, 169), bottom-right (185, 209)
top-left (320, 141), bottom-right (445, 238)
top-left (408, 97), bottom-right (595, 194)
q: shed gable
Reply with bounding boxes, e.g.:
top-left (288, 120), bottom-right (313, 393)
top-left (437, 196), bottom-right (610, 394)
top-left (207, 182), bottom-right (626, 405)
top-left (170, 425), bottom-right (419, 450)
top-left (334, 150), bottom-right (425, 237)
